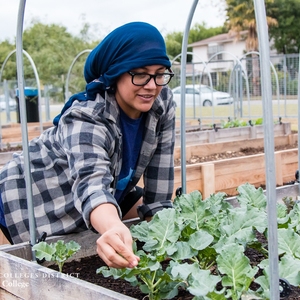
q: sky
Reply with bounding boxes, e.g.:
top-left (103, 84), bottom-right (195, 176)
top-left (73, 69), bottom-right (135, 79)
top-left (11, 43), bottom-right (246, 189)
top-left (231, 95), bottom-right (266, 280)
top-left (0, 0), bottom-right (226, 42)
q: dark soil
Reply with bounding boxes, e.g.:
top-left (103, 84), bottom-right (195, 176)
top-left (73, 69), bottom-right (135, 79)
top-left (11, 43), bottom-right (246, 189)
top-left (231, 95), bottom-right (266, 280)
top-left (175, 142), bottom-right (298, 166)
top-left (49, 232), bottom-right (300, 300)
top-left (0, 145), bottom-right (22, 152)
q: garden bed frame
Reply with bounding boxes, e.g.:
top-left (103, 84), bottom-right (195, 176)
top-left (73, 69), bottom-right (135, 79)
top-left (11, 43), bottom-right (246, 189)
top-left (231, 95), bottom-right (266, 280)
top-left (175, 122), bottom-right (291, 145)
top-left (1, 185), bottom-right (299, 300)
top-left (173, 148), bottom-right (298, 198)
top-left (0, 219), bottom-right (139, 300)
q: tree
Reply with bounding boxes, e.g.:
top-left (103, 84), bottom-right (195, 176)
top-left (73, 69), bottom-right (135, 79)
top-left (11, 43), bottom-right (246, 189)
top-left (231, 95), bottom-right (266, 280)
top-left (165, 22), bottom-right (225, 63)
top-left (0, 40), bottom-right (16, 81)
top-left (268, 0), bottom-right (300, 54)
top-left (225, 0), bottom-right (277, 96)
top-left (22, 22), bottom-right (93, 86)
top-left (0, 21), bottom-right (97, 101)
top-left (225, 0), bottom-right (277, 51)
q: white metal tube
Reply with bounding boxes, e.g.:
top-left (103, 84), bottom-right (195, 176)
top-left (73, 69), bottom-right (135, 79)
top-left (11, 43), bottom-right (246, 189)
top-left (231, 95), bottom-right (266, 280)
top-left (253, 0), bottom-right (279, 298)
top-left (180, 0), bottom-right (199, 193)
top-left (16, 0), bottom-right (37, 260)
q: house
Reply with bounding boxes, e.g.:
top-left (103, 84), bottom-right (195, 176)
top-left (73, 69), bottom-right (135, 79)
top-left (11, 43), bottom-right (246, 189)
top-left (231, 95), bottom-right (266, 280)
top-left (184, 30), bottom-right (279, 91)
top-left (188, 30), bottom-right (248, 65)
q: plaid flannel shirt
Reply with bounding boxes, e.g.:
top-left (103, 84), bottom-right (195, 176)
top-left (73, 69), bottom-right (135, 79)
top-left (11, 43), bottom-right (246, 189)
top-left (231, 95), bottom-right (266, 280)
top-left (0, 86), bottom-right (175, 244)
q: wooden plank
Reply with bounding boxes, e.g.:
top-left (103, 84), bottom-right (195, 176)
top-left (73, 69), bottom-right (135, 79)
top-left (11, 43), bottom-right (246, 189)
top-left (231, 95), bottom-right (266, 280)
top-left (174, 134), bottom-right (297, 160)
top-left (0, 288), bottom-right (22, 300)
top-left (0, 231), bottom-right (10, 246)
top-left (275, 152), bottom-right (283, 186)
top-left (201, 163), bottom-right (215, 198)
top-left (213, 154), bottom-right (266, 177)
top-left (215, 169), bottom-right (266, 193)
top-left (281, 149), bottom-right (299, 164)
top-left (174, 148), bottom-right (298, 196)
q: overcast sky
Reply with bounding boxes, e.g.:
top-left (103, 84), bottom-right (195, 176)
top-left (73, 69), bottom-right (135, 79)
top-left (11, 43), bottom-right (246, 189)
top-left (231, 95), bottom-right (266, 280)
top-left (0, 0), bottom-right (226, 42)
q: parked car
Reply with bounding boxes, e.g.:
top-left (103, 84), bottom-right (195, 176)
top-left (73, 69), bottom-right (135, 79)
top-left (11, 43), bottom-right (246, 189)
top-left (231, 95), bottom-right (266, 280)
top-left (0, 95), bottom-right (17, 111)
top-left (172, 84), bottom-right (234, 107)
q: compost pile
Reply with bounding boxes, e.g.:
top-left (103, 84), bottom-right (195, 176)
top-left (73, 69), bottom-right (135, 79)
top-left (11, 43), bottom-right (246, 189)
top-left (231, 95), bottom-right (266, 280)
top-left (174, 142), bottom-right (298, 166)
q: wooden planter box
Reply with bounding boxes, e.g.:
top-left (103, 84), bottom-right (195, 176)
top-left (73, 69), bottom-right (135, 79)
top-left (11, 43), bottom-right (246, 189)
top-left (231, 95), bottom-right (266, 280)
top-left (174, 148), bottom-right (298, 198)
top-left (1, 185), bottom-right (299, 299)
top-left (174, 133), bottom-right (298, 160)
top-left (0, 219), bottom-right (139, 300)
top-left (1, 140), bottom-right (298, 199)
top-left (175, 122), bottom-right (291, 145)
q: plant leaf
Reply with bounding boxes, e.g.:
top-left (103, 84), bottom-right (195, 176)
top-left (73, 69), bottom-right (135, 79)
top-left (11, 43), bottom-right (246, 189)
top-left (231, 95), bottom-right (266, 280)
top-left (217, 243), bottom-right (258, 299)
top-left (236, 183), bottom-right (266, 209)
top-left (141, 208), bottom-right (182, 256)
top-left (278, 255), bottom-right (300, 286)
top-left (187, 267), bottom-right (221, 297)
top-left (168, 241), bottom-right (197, 260)
top-left (278, 228), bottom-right (300, 258)
top-left (170, 261), bottom-right (199, 280)
top-left (188, 229), bottom-right (214, 251)
top-left (32, 241), bottom-right (56, 261)
top-left (219, 207), bottom-right (266, 245)
top-left (288, 202), bottom-right (300, 232)
top-left (174, 190), bottom-right (214, 232)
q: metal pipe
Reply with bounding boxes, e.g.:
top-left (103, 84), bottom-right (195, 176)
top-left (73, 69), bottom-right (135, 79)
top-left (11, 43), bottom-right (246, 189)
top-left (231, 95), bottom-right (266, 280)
top-left (0, 49), bottom-right (43, 133)
top-left (253, 0), bottom-right (279, 298)
top-left (297, 53), bottom-right (300, 196)
top-left (65, 49), bottom-right (91, 102)
top-left (16, 0), bottom-right (37, 261)
top-left (180, 0), bottom-right (199, 193)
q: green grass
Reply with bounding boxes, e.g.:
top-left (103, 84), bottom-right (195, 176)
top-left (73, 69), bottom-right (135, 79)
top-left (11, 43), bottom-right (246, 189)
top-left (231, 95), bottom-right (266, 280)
top-left (176, 102), bottom-right (299, 130)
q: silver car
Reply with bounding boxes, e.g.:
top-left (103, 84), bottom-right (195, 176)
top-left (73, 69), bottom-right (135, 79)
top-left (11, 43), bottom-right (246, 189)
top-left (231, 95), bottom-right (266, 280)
top-left (172, 84), bottom-right (233, 107)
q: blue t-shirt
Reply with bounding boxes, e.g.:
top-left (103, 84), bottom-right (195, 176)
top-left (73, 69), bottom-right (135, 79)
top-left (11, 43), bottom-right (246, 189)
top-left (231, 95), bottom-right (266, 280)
top-left (114, 109), bottom-right (145, 203)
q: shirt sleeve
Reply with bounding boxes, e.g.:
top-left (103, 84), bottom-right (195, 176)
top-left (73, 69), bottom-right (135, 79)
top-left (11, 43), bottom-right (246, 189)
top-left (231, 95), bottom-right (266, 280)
top-left (58, 102), bottom-right (122, 229)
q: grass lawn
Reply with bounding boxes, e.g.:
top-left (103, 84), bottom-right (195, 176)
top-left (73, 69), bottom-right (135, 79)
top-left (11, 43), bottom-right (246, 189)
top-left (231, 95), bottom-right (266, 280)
top-left (175, 101), bottom-right (299, 131)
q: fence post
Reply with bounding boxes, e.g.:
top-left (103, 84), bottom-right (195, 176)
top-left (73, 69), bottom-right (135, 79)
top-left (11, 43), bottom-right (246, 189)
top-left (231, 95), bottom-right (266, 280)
top-left (201, 163), bottom-right (215, 198)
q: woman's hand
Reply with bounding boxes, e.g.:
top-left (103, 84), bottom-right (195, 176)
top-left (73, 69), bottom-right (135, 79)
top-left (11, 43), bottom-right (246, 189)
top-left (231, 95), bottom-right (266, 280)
top-left (90, 203), bottom-right (140, 268)
top-left (96, 222), bottom-right (140, 268)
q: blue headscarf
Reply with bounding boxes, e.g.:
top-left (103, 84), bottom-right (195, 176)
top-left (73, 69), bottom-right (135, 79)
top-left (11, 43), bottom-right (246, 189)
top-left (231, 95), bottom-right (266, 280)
top-left (53, 22), bottom-right (171, 126)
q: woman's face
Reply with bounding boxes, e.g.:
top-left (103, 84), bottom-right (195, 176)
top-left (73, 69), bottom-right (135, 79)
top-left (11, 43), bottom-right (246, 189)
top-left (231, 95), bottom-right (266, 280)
top-left (115, 65), bottom-right (167, 119)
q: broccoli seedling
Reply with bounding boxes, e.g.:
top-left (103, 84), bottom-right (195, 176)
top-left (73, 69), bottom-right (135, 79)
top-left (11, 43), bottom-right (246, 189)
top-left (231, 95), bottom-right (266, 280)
top-left (32, 240), bottom-right (81, 272)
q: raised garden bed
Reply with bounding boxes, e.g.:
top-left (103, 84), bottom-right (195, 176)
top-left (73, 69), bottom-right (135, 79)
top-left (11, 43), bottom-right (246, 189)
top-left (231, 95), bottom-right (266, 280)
top-left (0, 223), bottom-right (136, 300)
top-left (175, 122), bottom-right (292, 145)
top-left (1, 185), bottom-right (300, 299)
top-left (0, 135), bottom-right (298, 199)
top-left (173, 148), bottom-right (298, 198)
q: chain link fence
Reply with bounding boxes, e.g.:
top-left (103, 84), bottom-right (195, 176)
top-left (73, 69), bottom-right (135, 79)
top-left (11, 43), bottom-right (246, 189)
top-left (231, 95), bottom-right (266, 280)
top-left (171, 53), bottom-right (299, 123)
top-left (1, 53), bottom-right (299, 125)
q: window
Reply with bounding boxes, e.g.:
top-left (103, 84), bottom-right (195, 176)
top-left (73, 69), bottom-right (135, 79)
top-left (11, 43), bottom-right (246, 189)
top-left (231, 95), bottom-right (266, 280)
top-left (207, 44), bottom-right (224, 60)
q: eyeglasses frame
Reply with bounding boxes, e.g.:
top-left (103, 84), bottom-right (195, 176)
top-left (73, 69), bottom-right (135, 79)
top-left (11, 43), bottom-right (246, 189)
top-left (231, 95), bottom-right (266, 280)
top-left (127, 69), bottom-right (174, 86)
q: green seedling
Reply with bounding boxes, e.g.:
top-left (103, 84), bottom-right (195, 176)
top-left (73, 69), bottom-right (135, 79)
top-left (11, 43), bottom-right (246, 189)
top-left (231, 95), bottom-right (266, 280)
top-left (33, 240), bottom-right (81, 272)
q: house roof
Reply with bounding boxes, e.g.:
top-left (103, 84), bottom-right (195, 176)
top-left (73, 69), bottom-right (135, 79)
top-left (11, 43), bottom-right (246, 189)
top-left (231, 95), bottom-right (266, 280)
top-left (188, 30), bottom-right (248, 47)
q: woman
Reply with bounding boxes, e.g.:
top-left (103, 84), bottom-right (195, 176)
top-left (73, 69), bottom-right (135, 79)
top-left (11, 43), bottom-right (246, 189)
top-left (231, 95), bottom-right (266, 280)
top-left (0, 21), bottom-right (175, 269)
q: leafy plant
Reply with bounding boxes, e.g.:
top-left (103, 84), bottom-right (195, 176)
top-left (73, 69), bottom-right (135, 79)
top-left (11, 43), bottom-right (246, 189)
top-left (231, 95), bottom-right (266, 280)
top-left (33, 240), bottom-right (81, 272)
top-left (97, 183), bottom-right (300, 299)
top-left (220, 118), bottom-right (249, 128)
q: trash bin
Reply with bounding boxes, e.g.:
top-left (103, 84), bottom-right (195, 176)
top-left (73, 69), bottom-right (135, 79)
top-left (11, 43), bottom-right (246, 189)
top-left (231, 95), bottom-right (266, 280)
top-left (15, 87), bottom-right (39, 123)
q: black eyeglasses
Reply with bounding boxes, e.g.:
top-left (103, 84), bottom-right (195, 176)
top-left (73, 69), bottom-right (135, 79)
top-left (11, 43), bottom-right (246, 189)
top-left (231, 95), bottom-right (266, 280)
top-left (127, 70), bottom-right (174, 86)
